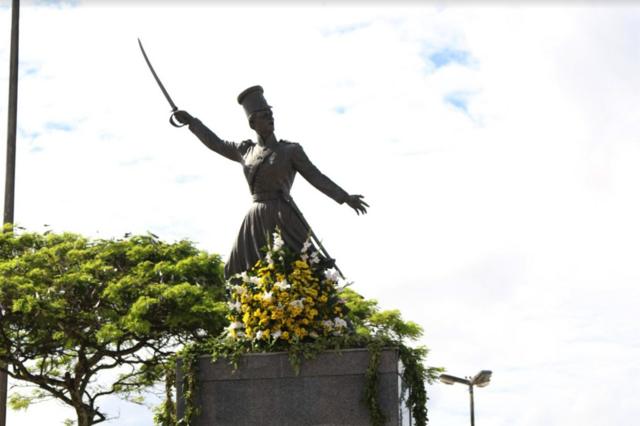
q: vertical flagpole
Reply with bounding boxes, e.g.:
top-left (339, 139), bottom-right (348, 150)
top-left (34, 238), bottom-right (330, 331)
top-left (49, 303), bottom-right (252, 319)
top-left (1, 0), bottom-right (20, 424)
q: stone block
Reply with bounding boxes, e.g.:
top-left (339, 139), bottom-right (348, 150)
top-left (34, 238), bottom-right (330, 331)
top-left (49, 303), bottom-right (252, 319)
top-left (177, 348), bottom-right (412, 425)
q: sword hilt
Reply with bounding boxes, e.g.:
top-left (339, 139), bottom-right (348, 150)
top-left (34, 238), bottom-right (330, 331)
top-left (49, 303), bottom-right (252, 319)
top-left (169, 110), bottom-right (186, 128)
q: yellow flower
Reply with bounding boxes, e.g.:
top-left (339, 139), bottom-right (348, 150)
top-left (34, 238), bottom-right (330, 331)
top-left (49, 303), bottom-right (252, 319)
top-left (294, 260), bottom-right (309, 269)
top-left (281, 331), bottom-right (290, 340)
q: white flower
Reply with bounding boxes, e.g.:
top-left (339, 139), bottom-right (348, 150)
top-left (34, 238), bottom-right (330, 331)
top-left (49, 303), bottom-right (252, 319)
top-left (310, 251), bottom-right (321, 265)
top-left (324, 268), bottom-right (340, 282)
top-left (231, 285), bottom-right (246, 295)
top-left (334, 317), bottom-right (348, 329)
top-left (274, 279), bottom-right (290, 290)
top-left (238, 271), bottom-right (249, 283)
top-left (272, 232), bottom-right (285, 252)
top-left (248, 276), bottom-right (261, 285)
top-left (262, 291), bottom-right (273, 303)
top-left (301, 238), bottom-right (313, 253)
top-left (227, 301), bottom-right (242, 311)
top-left (289, 299), bottom-right (304, 310)
top-left (322, 320), bottom-right (334, 329)
top-left (228, 321), bottom-right (244, 330)
top-left (256, 330), bottom-right (264, 340)
top-left (272, 330), bottom-right (282, 340)
top-left (309, 331), bottom-right (319, 339)
top-left (300, 253), bottom-right (309, 262)
top-left (265, 251), bottom-right (274, 265)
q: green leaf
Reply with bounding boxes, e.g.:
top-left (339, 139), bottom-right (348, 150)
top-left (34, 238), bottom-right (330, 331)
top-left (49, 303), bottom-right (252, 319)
top-left (8, 393), bottom-right (32, 411)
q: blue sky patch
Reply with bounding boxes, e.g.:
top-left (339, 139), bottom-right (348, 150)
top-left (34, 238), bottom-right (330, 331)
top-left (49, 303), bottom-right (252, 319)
top-left (431, 48), bottom-right (470, 68)
top-left (333, 106), bottom-right (347, 115)
top-left (19, 60), bottom-right (41, 77)
top-left (19, 128), bottom-right (41, 140)
top-left (444, 92), bottom-right (471, 115)
top-left (45, 121), bottom-right (75, 132)
top-left (23, 67), bottom-right (39, 77)
top-left (321, 21), bottom-right (371, 37)
top-left (420, 45), bottom-right (474, 73)
top-left (33, 0), bottom-right (80, 8)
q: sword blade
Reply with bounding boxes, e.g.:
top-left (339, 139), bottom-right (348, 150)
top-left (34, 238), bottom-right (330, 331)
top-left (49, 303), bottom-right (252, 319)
top-left (138, 38), bottom-right (178, 111)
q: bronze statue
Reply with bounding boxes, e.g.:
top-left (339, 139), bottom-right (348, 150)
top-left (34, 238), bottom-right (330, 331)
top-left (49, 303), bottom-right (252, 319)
top-left (172, 86), bottom-right (368, 278)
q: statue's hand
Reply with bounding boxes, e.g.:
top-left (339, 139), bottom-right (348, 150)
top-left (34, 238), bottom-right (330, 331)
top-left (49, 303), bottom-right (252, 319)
top-left (173, 110), bottom-right (194, 126)
top-left (346, 194), bottom-right (369, 215)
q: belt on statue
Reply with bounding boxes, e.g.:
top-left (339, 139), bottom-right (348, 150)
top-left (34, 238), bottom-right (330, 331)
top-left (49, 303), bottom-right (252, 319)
top-left (252, 191), bottom-right (289, 202)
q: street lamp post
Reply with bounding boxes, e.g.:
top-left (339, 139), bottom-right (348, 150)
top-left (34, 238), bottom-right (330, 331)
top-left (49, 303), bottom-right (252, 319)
top-left (440, 370), bottom-right (492, 426)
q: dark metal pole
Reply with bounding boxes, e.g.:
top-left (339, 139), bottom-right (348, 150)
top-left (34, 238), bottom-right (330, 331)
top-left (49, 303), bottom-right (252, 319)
top-left (1, 0), bottom-right (20, 424)
top-left (469, 383), bottom-right (475, 426)
top-left (4, 0), bottom-right (19, 225)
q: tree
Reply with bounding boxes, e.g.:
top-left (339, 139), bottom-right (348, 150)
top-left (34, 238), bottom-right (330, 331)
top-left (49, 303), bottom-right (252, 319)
top-left (0, 228), bottom-right (228, 426)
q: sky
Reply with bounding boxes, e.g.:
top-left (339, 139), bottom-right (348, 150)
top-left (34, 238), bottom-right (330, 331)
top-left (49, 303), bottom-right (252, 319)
top-left (1, 1), bottom-right (640, 425)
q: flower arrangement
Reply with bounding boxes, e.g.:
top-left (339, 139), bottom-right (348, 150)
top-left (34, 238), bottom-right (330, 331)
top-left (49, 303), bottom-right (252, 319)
top-left (225, 230), bottom-right (350, 348)
top-left (157, 230), bottom-right (440, 426)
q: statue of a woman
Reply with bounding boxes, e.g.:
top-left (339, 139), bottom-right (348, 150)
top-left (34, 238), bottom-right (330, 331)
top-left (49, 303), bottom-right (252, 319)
top-left (173, 86), bottom-right (368, 278)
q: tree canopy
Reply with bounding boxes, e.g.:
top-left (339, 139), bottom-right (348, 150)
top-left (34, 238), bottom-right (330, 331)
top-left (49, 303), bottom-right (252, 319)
top-left (0, 228), bottom-right (227, 426)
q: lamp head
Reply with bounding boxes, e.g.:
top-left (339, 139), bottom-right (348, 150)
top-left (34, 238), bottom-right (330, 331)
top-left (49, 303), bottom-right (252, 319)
top-left (472, 370), bottom-right (492, 387)
top-left (439, 374), bottom-right (470, 386)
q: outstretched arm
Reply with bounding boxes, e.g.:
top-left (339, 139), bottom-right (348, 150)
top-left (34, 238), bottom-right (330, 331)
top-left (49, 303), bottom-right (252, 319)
top-left (291, 144), bottom-right (368, 215)
top-left (173, 110), bottom-right (244, 163)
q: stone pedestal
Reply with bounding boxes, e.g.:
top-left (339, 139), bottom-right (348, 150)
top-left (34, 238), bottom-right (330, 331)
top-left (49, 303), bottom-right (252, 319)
top-left (177, 348), bottom-right (412, 426)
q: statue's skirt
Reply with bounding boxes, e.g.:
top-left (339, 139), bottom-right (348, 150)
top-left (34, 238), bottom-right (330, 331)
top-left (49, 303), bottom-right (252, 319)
top-left (224, 198), bottom-right (308, 278)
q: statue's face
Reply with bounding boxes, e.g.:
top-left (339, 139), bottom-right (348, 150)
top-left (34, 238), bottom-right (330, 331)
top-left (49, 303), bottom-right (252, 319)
top-left (250, 109), bottom-right (274, 135)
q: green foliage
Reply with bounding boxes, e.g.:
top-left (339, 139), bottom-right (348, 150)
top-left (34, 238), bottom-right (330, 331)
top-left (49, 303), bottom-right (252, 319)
top-left (8, 392), bottom-right (31, 411)
top-left (364, 341), bottom-right (385, 426)
top-left (161, 282), bottom-right (441, 426)
top-left (153, 361), bottom-right (177, 426)
top-left (0, 227), bottom-right (227, 426)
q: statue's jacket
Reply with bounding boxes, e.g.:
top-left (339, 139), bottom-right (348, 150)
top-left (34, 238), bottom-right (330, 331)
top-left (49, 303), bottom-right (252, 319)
top-left (188, 118), bottom-right (349, 278)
